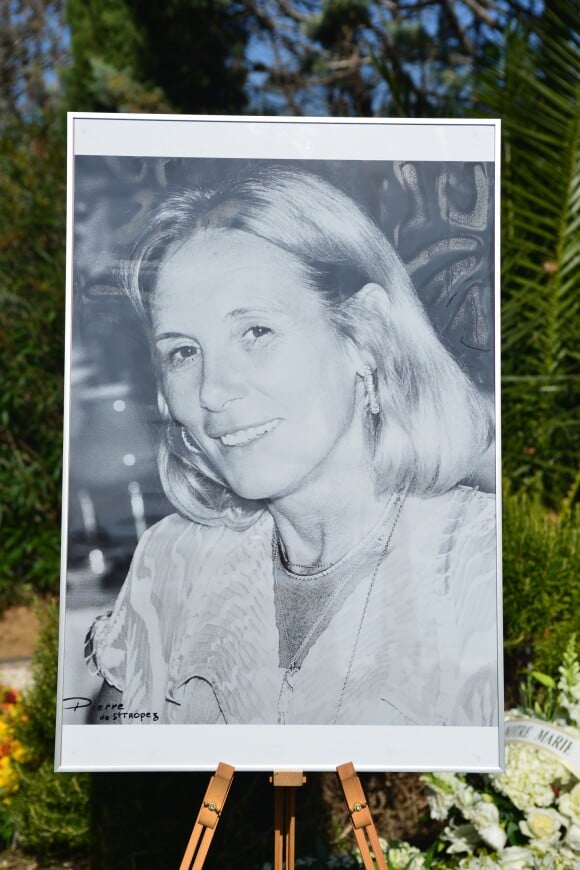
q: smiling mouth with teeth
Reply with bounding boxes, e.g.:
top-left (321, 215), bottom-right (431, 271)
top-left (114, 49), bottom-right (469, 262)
top-left (218, 419), bottom-right (281, 447)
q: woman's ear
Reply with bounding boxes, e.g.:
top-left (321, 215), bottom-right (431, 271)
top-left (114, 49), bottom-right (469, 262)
top-left (345, 282), bottom-right (390, 374)
top-left (356, 282), bottom-right (390, 319)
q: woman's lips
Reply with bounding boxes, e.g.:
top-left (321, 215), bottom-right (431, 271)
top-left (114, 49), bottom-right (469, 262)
top-left (217, 418), bottom-right (281, 447)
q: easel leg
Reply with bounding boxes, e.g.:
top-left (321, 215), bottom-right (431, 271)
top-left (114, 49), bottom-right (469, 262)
top-left (270, 771), bottom-right (306, 870)
top-left (180, 762), bottom-right (387, 870)
top-left (179, 762), bottom-right (235, 870)
top-left (337, 763), bottom-right (389, 870)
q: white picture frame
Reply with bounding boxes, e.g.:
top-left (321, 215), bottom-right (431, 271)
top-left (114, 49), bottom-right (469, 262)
top-left (56, 114), bottom-right (503, 772)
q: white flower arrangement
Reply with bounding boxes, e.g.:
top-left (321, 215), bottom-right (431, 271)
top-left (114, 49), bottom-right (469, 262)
top-left (371, 638), bottom-right (580, 869)
top-left (490, 736), bottom-right (573, 811)
top-left (288, 641), bottom-right (579, 869)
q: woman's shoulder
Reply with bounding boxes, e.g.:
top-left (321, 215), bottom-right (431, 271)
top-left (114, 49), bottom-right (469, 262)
top-left (134, 511), bottom-right (275, 660)
top-left (436, 483), bottom-right (496, 512)
top-left (456, 483), bottom-right (496, 517)
top-left (448, 485), bottom-right (496, 539)
top-left (131, 510), bottom-right (274, 570)
top-left (430, 486), bottom-right (497, 599)
top-left (403, 485), bottom-right (497, 596)
top-left (437, 485), bottom-right (497, 560)
top-left (406, 485), bottom-right (495, 539)
top-left (109, 510), bottom-right (274, 632)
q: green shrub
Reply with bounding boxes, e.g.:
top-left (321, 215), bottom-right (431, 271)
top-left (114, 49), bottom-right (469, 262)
top-left (10, 762), bottom-right (90, 855)
top-left (502, 484), bottom-right (579, 686)
top-left (0, 111), bottom-right (66, 612)
top-left (7, 601), bottom-right (90, 857)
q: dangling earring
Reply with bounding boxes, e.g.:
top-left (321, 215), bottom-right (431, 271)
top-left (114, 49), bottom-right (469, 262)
top-left (362, 365), bottom-right (380, 415)
top-left (157, 392), bottom-right (170, 418)
top-left (181, 425), bottom-right (200, 455)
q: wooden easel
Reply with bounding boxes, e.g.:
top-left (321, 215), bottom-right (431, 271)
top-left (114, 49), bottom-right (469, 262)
top-left (337, 762), bottom-right (388, 870)
top-left (179, 761), bottom-right (388, 870)
top-left (179, 762), bottom-right (235, 870)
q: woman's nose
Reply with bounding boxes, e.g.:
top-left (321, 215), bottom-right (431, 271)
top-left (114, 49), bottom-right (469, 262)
top-left (199, 354), bottom-right (245, 412)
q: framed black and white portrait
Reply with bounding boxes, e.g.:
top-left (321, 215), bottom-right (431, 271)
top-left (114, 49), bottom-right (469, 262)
top-left (56, 115), bottom-right (503, 772)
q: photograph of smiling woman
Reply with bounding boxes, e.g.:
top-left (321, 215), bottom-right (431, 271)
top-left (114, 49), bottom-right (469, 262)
top-left (85, 165), bottom-right (499, 728)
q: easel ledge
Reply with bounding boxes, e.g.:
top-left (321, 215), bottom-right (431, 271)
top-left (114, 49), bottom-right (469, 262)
top-left (179, 761), bottom-right (389, 870)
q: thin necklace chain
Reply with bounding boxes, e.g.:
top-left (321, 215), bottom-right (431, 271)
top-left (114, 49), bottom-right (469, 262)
top-left (274, 505), bottom-right (384, 673)
top-left (276, 538), bottom-right (342, 574)
top-left (333, 491), bottom-right (407, 723)
top-left (274, 491), bottom-right (407, 721)
top-left (280, 554), bottom-right (334, 572)
top-left (274, 496), bottom-right (396, 579)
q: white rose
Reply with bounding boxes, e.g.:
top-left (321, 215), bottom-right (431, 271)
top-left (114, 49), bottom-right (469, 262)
top-left (520, 807), bottom-right (566, 848)
top-left (497, 846), bottom-right (535, 868)
top-left (565, 822), bottom-right (580, 852)
top-left (559, 783), bottom-right (580, 825)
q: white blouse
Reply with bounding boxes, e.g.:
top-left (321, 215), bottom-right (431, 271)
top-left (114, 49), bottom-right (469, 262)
top-left (86, 486), bottom-right (499, 726)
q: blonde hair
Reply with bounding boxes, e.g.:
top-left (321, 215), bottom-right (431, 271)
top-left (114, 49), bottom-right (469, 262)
top-left (125, 166), bottom-right (494, 528)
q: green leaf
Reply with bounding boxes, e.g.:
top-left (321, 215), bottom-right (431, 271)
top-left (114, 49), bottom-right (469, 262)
top-left (531, 671), bottom-right (557, 689)
top-left (475, 0), bottom-right (579, 505)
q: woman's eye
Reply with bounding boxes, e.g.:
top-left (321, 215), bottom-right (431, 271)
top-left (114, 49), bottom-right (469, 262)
top-left (242, 325), bottom-right (272, 343)
top-left (167, 345), bottom-right (199, 367)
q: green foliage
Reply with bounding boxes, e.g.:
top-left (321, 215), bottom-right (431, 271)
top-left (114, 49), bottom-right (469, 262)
top-left (7, 601), bottom-right (90, 856)
top-left (13, 601), bottom-right (60, 759)
top-left (65, 0), bottom-right (155, 110)
top-left (476, 0), bottom-right (579, 505)
top-left (519, 635), bottom-right (580, 722)
top-left (65, 0), bottom-right (249, 113)
top-left (9, 764), bottom-right (90, 855)
top-left (0, 810), bottom-right (13, 852)
top-left (131, 1), bottom-right (249, 115)
top-left (86, 57), bottom-right (171, 113)
top-left (502, 485), bottom-right (579, 677)
top-left (0, 111), bottom-right (66, 610)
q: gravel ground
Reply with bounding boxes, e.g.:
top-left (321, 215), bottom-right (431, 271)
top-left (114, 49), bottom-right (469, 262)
top-left (0, 606), bottom-right (40, 692)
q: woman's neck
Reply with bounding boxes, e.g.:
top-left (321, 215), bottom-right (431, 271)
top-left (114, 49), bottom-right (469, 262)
top-left (266, 436), bottom-right (386, 570)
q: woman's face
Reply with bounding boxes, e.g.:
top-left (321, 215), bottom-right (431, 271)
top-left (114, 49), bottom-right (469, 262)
top-left (151, 229), bottom-right (362, 502)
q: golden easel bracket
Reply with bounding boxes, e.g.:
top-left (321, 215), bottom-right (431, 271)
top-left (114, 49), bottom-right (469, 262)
top-left (179, 761), bottom-right (235, 870)
top-left (337, 762), bottom-right (389, 870)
